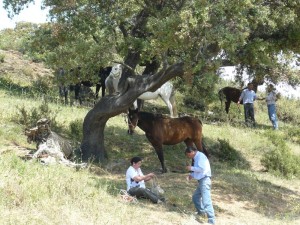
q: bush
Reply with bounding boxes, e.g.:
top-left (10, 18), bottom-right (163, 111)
top-left (214, 139), bottom-right (250, 169)
top-left (277, 98), bottom-right (300, 125)
top-left (32, 77), bottom-right (51, 95)
top-left (69, 119), bottom-right (83, 141)
top-left (14, 100), bottom-right (59, 130)
top-left (183, 93), bottom-right (206, 111)
top-left (261, 131), bottom-right (300, 178)
top-left (286, 127), bottom-right (300, 144)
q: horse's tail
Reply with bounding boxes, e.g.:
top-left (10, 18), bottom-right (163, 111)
top-left (169, 86), bottom-right (178, 117)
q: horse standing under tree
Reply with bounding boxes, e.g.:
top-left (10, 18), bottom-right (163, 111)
top-left (127, 108), bottom-right (209, 173)
top-left (218, 79), bottom-right (262, 113)
top-left (67, 66), bottom-right (112, 105)
top-left (106, 64), bottom-right (177, 117)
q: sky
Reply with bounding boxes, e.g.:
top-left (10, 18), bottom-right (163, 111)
top-left (0, 0), bottom-right (48, 30)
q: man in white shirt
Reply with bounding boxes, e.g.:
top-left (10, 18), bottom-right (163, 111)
top-left (126, 156), bottom-right (164, 203)
top-left (186, 147), bottom-right (215, 224)
top-left (238, 82), bottom-right (257, 127)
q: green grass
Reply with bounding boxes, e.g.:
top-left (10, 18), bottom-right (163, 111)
top-left (0, 55), bottom-right (300, 224)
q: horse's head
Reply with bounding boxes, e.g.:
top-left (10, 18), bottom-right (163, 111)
top-left (127, 108), bottom-right (139, 135)
top-left (110, 64), bottom-right (122, 79)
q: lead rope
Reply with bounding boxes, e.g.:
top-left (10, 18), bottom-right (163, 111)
top-left (119, 189), bottom-right (138, 203)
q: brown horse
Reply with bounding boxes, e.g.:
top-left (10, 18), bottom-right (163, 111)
top-left (218, 87), bottom-right (242, 114)
top-left (127, 109), bottom-right (209, 172)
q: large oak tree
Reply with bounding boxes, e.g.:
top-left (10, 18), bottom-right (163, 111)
top-left (4, 0), bottom-right (300, 162)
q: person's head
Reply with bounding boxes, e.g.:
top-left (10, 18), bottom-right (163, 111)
top-left (267, 84), bottom-right (275, 92)
top-left (130, 156), bottom-right (142, 169)
top-left (247, 82), bottom-right (254, 90)
top-left (185, 146), bottom-right (197, 159)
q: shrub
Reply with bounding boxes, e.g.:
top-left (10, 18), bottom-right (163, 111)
top-left (286, 127), bottom-right (300, 144)
top-left (214, 139), bottom-right (250, 169)
top-left (277, 98), bottom-right (300, 125)
top-left (69, 119), bottom-right (83, 141)
top-left (183, 93), bottom-right (206, 111)
top-left (261, 131), bottom-right (300, 178)
top-left (21, 66), bottom-right (33, 77)
top-left (14, 100), bottom-right (59, 130)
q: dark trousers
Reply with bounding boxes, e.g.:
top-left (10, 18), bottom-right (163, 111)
top-left (128, 187), bottom-right (160, 203)
top-left (244, 103), bottom-right (255, 126)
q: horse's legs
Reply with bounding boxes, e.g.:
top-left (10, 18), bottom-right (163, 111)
top-left (184, 139), bottom-right (194, 148)
top-left (193, 139), bottom-right (209, 158)
top-left (150, 141), bottom-right (167, 173)
top-left (160, 96), bottom-right (174, 117)
top-left (169, 89), bottom-right (177, 117)
top-left (74, 84), bottom-right (82, 105)
top-left (225, 101), bottom-right (231, 114)
top-left (95, 83), bottom-right (100, 98)
top-left (155, 147), bottom-right (167, 173)
top-left (101, 81), bottom-right (106, 97)
top-left (63, 87), bottom-right (68, 105)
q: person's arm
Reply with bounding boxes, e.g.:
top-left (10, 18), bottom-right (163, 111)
top-left (132, 172), bottom-right (155, 182)
top-left (190, 165), bottom-right (204, 173)
top-left (237, 92), bottom-right (244, 104)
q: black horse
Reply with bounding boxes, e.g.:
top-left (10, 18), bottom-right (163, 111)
top-left (69, 66), bottom-right (112, 105)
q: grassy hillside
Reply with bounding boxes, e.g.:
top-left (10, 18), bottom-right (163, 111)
top-left (0, 50), bottom-right (300, 225)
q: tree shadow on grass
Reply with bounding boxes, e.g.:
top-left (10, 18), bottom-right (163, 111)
top-left (213, 168), bottom-right (300, 220)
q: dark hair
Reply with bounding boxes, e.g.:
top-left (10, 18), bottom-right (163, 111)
top-left (185, 146), bottom-right (196, 154)
top-left (130, 156), bottom-right (142, 165)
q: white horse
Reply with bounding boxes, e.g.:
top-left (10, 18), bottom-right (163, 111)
top-left (105, 64), bottom-right (177, 117)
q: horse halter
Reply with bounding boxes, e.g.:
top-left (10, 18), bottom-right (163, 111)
top-left (125, 113), bottom-right (138, 134)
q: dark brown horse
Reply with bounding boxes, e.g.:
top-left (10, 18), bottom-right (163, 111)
top-left (127, 109), bottom-right (209, 173)
top-left (218, 80), bottom-right (262, 113)
top-left (218, 87), bottom-right (242, 114)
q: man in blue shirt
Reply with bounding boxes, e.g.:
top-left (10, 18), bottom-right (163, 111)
top-left (238, 82), bottom-right (257, 127)
top-left (185, 147), bottom-right (215, 224)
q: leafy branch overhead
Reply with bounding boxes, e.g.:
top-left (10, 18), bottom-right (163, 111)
top-left (3, 0), bottom-right (300, 86)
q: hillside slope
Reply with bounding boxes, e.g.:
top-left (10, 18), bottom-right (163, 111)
top-left (0, 49), bottom-right (53, 85)
top-left (0, 49), bottom-right (299, 225)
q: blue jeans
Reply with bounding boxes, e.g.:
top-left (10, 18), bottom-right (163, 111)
top-left (192, 177), bottom-right (215, 224)
top-left (244, 103), bottom-right (255, 127)
top-left (267, 104), bottom-right (278, 129)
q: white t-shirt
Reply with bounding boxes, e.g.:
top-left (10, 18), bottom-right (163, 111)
top-left (126, 166), bottom-right (146, 191)
top-left (266, 91), bottom-right (277, 105)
